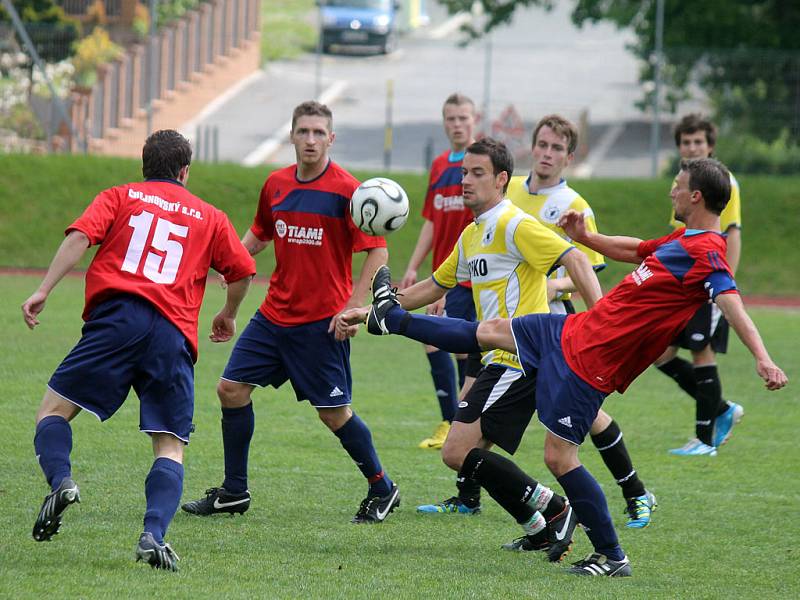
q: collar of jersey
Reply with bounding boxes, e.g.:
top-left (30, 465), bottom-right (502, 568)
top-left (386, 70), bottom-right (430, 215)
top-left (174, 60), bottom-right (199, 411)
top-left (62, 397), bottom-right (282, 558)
top-left (145, 178), bottom-right (184, 187)
top-left (295, 159), bottom-right (331, 184)
top-left (683, 228), bottom-right (726, 238)
top-left (524, 174), bottom-right (566, 195)
top-left (475, 198), bottom-right (511, 223)
top-left (448, 150), bottom-right (466, 162)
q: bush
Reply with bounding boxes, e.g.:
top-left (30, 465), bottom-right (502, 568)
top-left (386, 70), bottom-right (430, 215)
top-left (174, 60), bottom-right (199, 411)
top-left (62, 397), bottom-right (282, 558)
top-left (70, 27), bottom-right (123, 88)
top-left (0, 102), bottom-right (44, 139)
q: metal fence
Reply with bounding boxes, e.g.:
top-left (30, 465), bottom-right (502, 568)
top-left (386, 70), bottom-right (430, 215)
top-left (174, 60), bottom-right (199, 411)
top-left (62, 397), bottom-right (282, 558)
top-left (1, 0), bottom-right (260, 156)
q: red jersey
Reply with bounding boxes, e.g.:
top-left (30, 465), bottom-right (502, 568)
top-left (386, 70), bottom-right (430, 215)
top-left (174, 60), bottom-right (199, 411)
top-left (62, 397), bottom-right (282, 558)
top-left (251, 161), bottom-right (386, 326)
top-left (422, 150), bottom-right (473, 271)
top-left (561, 229), bottom-right (738, 394)
top-left (67, 179), bottom-right (256, 359)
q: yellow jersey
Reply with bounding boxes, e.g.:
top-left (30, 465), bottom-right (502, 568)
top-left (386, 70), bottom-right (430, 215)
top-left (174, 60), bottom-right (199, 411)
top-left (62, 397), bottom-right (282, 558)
top-left (507, 176), bottom-right (605, 306)
top-left (433, 199), bottom-right (574, 369)
top-left (670, 172), bottom-right (741, 232)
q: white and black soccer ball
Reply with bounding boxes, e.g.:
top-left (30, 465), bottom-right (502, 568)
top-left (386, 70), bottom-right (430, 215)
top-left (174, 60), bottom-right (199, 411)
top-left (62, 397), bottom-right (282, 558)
top-left (350, 177), bottom-right (409, 236)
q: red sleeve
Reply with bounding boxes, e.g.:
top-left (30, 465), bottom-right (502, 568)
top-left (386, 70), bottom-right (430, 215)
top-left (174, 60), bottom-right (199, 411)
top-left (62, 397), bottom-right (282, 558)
top-left (250, 179), bottom-right (274, 241)
top-left (66, 187), bottom-right (121, 245)
top-left (421, 168), bottom-right (436, 222)
top-left (637, 228), bottom-right (684, 258)
top-left (211, 210), bottom-right (257, 283)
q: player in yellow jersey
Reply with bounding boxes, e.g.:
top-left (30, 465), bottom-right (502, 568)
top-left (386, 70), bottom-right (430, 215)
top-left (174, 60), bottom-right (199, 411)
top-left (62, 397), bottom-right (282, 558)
top-left (338, 138), bottom-right (604, 562)
top-left (505, 115), bottom-right (656, 528)
top-left (655, 114), bottom-right (744, 456)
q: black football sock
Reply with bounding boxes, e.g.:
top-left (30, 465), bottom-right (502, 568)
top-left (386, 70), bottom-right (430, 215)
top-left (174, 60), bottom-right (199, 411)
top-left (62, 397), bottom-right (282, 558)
top-left (591, 420), bottom-right (646, 499)
top-left (694, 365), bottom-right (723, 446)
top-left (657, 356), bottom-right (697, 398)
top-left (456, 358), bottom-right (467, 389)
top-left (461, 448), bottom-right (543, 523)
top-left (456, 473), bottom-right (481, 508)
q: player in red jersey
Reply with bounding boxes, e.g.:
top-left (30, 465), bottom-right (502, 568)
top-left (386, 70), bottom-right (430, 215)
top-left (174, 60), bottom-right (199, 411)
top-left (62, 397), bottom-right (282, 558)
top-left (346, 157), bottom-right (787, 576)
top-left (22, 130), bottom-right (256, 571)
top-left (181, 101), bottom-right (400, 524)
top-left (401, 93), bottom-right (477, 452)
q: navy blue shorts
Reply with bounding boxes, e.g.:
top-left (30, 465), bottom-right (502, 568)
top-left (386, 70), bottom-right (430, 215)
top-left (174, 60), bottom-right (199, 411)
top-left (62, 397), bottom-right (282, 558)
top-left (222, 311), bottom-right (352, 407)
top-left (444, 284), bottom-right (476, 321)
top-left (48, 295), bottom-right (194, 442)
top-left (511, 313), bottom-right (607, 445)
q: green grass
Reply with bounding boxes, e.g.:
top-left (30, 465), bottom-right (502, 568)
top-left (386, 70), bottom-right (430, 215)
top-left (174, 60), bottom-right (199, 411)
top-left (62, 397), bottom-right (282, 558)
top-left (1, 273), bottom-right (799, 598)
top-left (260, 0), bottom-right (318, 62)
top-left (3, 154), bottom-right (800, 296)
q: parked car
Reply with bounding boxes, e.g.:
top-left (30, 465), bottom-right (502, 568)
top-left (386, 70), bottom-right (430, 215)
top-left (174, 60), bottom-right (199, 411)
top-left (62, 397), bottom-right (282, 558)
top-left (319, 0), bottom-right (400, 54)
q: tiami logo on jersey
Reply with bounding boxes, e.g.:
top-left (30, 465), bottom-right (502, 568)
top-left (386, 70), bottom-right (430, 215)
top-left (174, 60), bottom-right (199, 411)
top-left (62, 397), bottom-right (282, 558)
top-left (433, 194), bottom-right (465, 212)
top-left (631, 263), bottom-right (654, 286)
top-left (274, 219), bottom-right (324, 246)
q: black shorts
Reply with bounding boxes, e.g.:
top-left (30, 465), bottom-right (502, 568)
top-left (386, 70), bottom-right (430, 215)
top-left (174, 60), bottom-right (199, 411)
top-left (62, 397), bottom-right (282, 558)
top-left (672, 303), bottom-right (729, 353)
top-left (454, 364), bottom-right (537, 454)
top-left (465, 352), bottom-right (483, 379)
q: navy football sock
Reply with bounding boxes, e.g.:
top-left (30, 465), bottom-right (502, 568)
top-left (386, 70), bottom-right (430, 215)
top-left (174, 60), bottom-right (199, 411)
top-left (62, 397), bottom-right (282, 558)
top-left (334, 414), bottom-right (392, 496)
top-left (385, 307), bottom-right (481, 354)
top-left (221, 403), bottom-right (254, 494)
top-left (34, 415), bottom-right (73, 491)
top-left (143, 457), bottom-right (184, 544)
top-left (427, 350), bottom-right (458, 422)
top-left (456, 358), bottom-right (467, 389)
top-left (558, 466), bottom-right (625, 561)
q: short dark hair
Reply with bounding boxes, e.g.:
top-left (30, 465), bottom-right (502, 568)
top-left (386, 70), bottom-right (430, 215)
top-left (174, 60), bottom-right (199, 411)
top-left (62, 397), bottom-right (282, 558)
top-left (532, 114), bottom-right (578, 154)
top-left (291, 100), bottom-right (333, 131)
top-left (674, 113), bottom-right (717, 149)
top-left (679, 157), bottom-right (731, 215)
top-left (142, 130), bottom-right (192, 180)
top-left (442, 93), bottom-right (475, 116)
top-left (466, 137), bottom-right (514, 192)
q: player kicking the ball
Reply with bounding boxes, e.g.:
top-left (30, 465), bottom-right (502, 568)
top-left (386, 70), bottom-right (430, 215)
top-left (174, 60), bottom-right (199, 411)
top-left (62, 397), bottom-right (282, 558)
top-left (339, 156), bottom-right (787, 576)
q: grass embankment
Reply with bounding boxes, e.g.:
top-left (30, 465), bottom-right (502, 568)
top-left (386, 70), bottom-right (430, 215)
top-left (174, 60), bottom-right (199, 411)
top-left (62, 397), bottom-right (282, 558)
top-left (261, 0), bottom-right (317, 61)
top-left (2, 153), bottom-right (798, 295)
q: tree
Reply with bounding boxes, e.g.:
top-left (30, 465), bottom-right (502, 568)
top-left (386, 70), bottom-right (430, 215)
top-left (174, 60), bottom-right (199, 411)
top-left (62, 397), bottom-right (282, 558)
top-left (0, 0), bottom-right (81, 64)
top-left (439, 0), bottom-right (800, 143)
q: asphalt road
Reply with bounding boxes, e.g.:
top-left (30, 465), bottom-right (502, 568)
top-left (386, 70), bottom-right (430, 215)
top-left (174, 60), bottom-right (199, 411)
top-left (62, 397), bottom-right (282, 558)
top-left (186, 3), bottom-right (703, 176)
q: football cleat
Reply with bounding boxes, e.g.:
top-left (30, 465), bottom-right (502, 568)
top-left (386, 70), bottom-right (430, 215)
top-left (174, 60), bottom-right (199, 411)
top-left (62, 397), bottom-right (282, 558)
top-left (416, 496), bottom-right (481, 515)
top-left (713, 402), bottom-right (744, 447)
top-left (567, 553), bottom-right (632, 577)
top-left (418, 420), bottom-right (451, 449)
top-left (625, 490), bottom-right (657, 529)
top-left (352, 483), bottom-right (400, 524)
top-left (366, 265), bottom-right (400, 335)
top-left (545, 503), bottom-right (578, 563)
top-left (181, 487), bottom-right (251, 516)
top-left (135, 532), bottom-right (180, 572)
top-left (33, 477), bottom-right (80, 542)
top-left (501, 531), bottom-right (550, 552)
top-left (668, 438), bottom-right (717, 456)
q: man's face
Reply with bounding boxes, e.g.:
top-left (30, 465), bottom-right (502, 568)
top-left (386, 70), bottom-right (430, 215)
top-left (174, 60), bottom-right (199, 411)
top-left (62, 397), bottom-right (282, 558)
top-left (461, 152), bottom-right (505, 213)
top-left (443, 103), bottom-right (475, 150)
top-left (291, 115), bottom-right (334, 166)
top-left (678, 131), bottom-right (712, 159)
top-left (532, 125), bottom-right (573, 181)
top-left (671, 169), bottom-right (697, 223)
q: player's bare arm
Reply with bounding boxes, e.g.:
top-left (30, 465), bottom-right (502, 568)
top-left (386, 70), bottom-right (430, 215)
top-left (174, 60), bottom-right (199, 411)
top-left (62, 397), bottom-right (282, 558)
top-left (330, 246), bottom-right (388, 340)
top-left (558, 210), bottom-right (643, 264)
top-left (22, 230), bottom-right (90, 329)
top-left (241, 229), bottom-right (270, 256)
top-left (210, 275), bottom-right (253, 343)
top-left (401, 219), bottom-right (434, 289)
top-left (715, 292), bottom-right (787, 390)
top-left (559, 249), bottom-right (603, 308)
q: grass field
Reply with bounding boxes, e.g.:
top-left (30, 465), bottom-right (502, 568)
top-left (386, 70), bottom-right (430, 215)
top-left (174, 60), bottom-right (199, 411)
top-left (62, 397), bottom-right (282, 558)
top-left (2, 154), bottom-right (799, 295)
top-left (1, 273), bottom-right (798, 598)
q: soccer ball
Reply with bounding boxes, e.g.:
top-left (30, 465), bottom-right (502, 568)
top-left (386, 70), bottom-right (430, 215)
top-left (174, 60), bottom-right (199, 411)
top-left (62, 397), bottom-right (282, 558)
top-left (350, 177), bottom-right (409, 236)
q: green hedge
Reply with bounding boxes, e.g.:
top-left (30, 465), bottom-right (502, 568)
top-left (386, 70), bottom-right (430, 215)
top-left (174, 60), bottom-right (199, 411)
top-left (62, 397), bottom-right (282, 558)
top-left (2, 154), bottom-right (798, 296)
